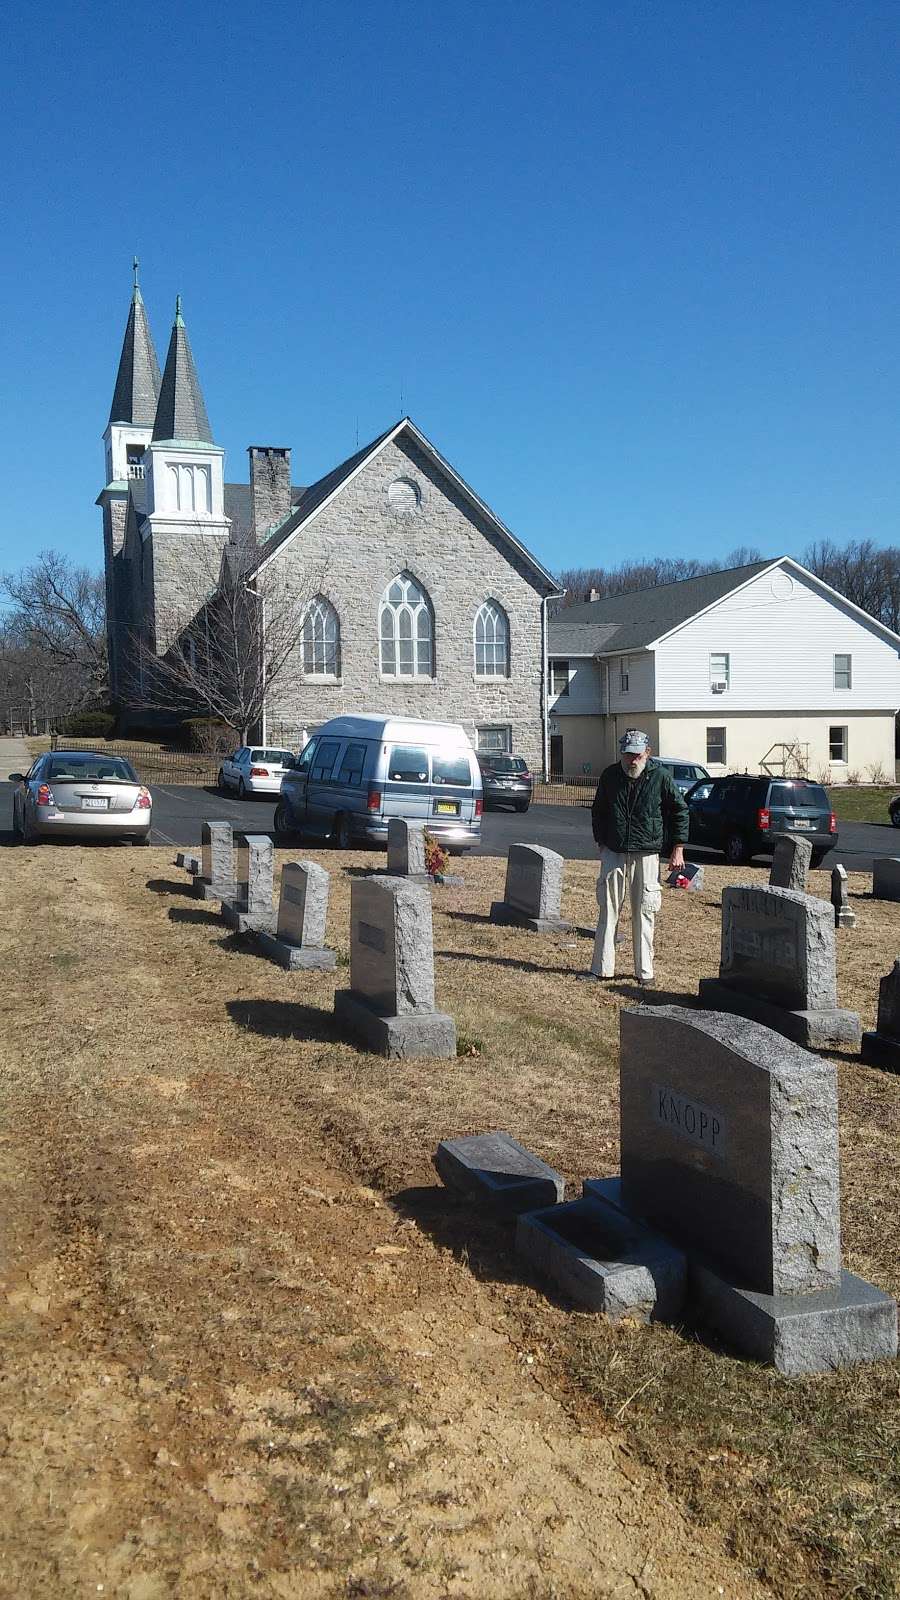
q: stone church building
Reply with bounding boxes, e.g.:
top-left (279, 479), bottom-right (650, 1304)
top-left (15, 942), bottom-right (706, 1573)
top-left (99, 281), bottom-right (560, 765)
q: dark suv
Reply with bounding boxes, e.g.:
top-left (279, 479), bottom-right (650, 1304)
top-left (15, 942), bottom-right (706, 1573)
top-left (686, 776), bottom-right (837, 866)
top-left (476, 752), bottom-right (533, 812)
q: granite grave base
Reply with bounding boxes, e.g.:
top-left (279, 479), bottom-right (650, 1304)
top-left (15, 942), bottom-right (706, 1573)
top-left (334, 988), bottom-right (456, 1059)
top-left (222, 900), bottom-right (276, 935)
top-left (434, 1131), bottom-right (564, 1214)
top-left (194, 877), bottom-right (236, 902)
top-left (516, 1196), bottom-right (686, 1322)
top-left (175, 851), bottom-right (201, 875)
top-left (488, 900), bottom-right (573, 935)
top-left (256, 930), bottom-right (337, 971)
top-left (697, 976), bottom-right (861, 1049)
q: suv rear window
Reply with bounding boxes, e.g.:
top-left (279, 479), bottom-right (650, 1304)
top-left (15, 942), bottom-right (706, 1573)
top-left (481, 755), bottom-right (528, 774)
top-left (768, 782), bottom-right (830, 809)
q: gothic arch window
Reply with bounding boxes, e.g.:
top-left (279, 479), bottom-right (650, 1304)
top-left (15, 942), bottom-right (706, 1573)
top-left (474, 599), bottom-right (509, 677)
top-left (379, 572), bottom-right (434, 677)
top-left (302, 596), bottom-right (341, 677)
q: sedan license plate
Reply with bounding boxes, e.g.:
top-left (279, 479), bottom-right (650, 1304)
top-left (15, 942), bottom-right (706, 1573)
top-left (435, 801), bottom-right (459, 816)
top-left (81, 796), bottom-right (109, 811)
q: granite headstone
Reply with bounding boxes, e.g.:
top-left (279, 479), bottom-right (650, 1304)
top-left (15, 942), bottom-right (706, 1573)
top-left (861, 959), bottom-right (900, 1071)
top-left (386, 818), bottom-right (428, 879)
top-left (222, 834), bottom-right (275, 933)
top-left (257, 861), bottom-right (336, 970)
top-left (872, 858), bottom-right (900, 902)
top-left (489, 844), bottom-right (571, 934)
top-left (334, 876), bottom-right (456, 1057)
top-left (194, 820), bottom-right (236, 902)
top-left (769, 833), bottom-right (812, 892)
top-left (830, 864), bottom-right (856, 929)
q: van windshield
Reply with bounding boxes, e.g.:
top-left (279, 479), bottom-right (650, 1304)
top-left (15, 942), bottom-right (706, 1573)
top-left (388, 746), bottom-right (429, 783)
top-left (433, 753), bottom-right (472, 786)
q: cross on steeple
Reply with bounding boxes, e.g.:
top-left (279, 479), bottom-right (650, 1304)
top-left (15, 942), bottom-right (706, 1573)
top-left (133, 255), bottom-right (140, 292)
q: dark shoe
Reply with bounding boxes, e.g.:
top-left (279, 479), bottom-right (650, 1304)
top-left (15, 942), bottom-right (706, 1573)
top-left (636, 977), bottom-right (656, 989)
top-left (578, 970), bottom-right (612, 982)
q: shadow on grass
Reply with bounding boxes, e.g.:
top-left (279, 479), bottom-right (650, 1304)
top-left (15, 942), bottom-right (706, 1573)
top-left (437, 948), bottom-right (580, 978)
top-left (613, 982), bottom-right (697, 1008)
top-left (168, 904), bottom-right (220, 925)
top-left (226, 996), bottom-right (340, 1043)
top-left (146, 877), bottom-right (195, 896)
top-left (445, 909), bottom-right (495, 927)
top-left (389, 1183), bottom-right (544, 1295)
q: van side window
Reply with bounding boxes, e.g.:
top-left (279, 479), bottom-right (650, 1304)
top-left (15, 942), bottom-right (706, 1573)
top-left (295, 739), bottom-right (318, 772)
top-left (433, 753), bottom-right (472, 786)
top-left (388, 745), bottom-right (429, 783)
top-left (311, 739), bottom-right (341, 781)
top-left (337, 741), bottom-right (367, 787)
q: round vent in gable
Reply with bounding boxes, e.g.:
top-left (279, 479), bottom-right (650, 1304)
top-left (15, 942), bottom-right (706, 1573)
top-left (770, 571), bottom-right (794, 600)
top-left (388, 476), bottom-right (421, 512)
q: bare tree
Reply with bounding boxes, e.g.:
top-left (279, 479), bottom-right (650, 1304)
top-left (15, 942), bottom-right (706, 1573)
top-left (552, 548), bottom-right (764, 611)
top-left (126, 540), bottom-right (325, 743)
top-left (802, 538), bottom-right (900, 632)
top-left (1, 551), bottom-right (107, 723)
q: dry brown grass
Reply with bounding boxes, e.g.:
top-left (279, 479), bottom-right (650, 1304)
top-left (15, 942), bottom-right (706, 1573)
top-left (2, 844), bottom-right (898, 1597)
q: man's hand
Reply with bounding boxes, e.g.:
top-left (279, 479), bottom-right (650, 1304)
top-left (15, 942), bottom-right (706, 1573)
top-left (668, 844), bottom-right (685, 872)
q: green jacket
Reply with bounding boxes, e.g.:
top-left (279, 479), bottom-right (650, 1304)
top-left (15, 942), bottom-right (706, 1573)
top-left (591, 760), bottom-right (690, 855)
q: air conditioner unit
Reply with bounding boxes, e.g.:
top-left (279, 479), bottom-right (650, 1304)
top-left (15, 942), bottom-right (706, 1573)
top-left (711, 680), bottom-right (728, 693)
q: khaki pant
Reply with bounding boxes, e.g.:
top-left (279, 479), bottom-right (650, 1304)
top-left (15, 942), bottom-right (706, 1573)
top-left (591, 849), bottom-right (662, 980)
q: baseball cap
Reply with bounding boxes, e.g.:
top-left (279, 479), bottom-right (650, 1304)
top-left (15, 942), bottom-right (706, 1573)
top-left (619, 729), bottom-right (650, 754)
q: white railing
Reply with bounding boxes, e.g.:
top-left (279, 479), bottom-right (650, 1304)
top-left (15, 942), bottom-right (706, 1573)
top-left (127, 462), bottom-right (145, 479)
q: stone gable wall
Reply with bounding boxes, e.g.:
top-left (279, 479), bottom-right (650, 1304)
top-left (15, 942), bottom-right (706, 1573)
top-left (262, 436), bottom-right (547, 764)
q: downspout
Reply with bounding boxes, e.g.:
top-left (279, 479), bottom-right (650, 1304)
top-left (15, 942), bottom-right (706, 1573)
top-left (260, 590), bottom-right (268, 746)
top-left (541, 586), bottom-right (566, 780)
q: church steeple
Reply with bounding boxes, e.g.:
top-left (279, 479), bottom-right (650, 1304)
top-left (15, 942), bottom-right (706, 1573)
top-left (151, 296), bottom-right (214, 443)
top-left (107, 261), bottom-right (161, 428)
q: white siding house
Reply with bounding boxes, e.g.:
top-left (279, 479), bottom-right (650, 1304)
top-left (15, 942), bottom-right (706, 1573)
top-left (547, 558), bottom-right (900, 780)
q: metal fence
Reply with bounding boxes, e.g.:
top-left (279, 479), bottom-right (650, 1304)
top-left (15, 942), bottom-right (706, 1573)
top-left (50, 737), bottom-right (220, 787)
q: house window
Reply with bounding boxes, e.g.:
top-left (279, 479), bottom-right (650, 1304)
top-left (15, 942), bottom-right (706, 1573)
top-left (477, 724), bottom-right (511, 753)
top-left (834, 653), bottom-right (852, 689)
top-left (706, 726), bottom-right (727, 765)
top-left (710, 652), bottom-right (730, 690)
top-left (619, 657), bottom-right (630, 693)
top-left (474, 600), bottom-right (509, 677)
top-left (379, 573), bottom-right (434, 677)
top-left (829, 726), bottom-right (848, 763)
top-left (550, 660), bottom-right (569, 697)
top-left (302, 596), bottom-right (341, 677)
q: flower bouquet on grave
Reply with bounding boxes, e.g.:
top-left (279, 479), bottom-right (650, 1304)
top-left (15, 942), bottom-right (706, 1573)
top-left (424, 831), bottom-right (450, 882)
top-left (665, 861), bottom-right (705, 892)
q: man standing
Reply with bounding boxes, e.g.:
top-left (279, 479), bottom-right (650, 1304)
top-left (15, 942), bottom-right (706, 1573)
top-left (582, 730), bottom-right (689, 986)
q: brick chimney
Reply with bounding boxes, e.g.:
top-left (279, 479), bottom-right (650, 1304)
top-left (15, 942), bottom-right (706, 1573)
top-left (588, 587), bottom-right (600, 602)
top-left (249, 446), bottom-right (292, 542)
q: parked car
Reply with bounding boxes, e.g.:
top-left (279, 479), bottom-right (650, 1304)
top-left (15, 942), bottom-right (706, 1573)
top-left (890, 795), bottom-right (900, 828)
top-left (217, 746), bottom-right (295, 798)
top-left (685, 775), bottom-right (837, 866)
top-left (275, 714), bottom-right (482, 850)
top-left (10, 750), bottom-right (152, 844)
top-left (476, 752), bottom-right (533, 812)
top-left (654, 756), bottom-right (711, 794)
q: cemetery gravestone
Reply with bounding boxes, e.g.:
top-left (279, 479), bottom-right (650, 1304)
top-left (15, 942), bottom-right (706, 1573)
top-left (861, 959), bottom-right (900, 1071)
top-left (334, 876), bottom-right (456, 1058)
top-left (831, 864), bottom-right (856, 929)
top-left (582, 1005), bottom-right (897, 1373)
top-left (872, 858), bottom-right (900, 902)
top-left (222, 834), bottom-right (275, 934)
top-left (386, 819), bottom-right (428, 880)
top-left (489, 844), bottom-right (572, 933)
top-left (175, 850), bottom-right (201, 876)
top-left (698, 883), bottom-right (860, 1047)
top-left (769, 833), bottom-right (812, 892)
top-left (435, 1131), bottom-right (564, 1215)
top-left (257, 861), bottom-right (336, 970)
top-left (194, 821), bottom-right (236, 902)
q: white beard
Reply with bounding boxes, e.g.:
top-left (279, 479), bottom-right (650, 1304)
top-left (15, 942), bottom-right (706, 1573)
top-left (621, 754), bottom-right (649, 780)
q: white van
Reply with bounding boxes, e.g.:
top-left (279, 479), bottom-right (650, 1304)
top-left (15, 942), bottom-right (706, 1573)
top-left (275, 714), bottom-right (483, 851)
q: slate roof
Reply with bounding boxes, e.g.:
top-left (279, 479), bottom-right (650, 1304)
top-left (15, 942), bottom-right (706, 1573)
top-left (108, 287), bottom-right (161, 428)
top-left (152, 302), bottom-right (214, 443)
top-left (549, 561), bottom-right (773, 656)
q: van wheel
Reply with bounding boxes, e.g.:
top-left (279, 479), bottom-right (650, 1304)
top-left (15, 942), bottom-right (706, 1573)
top-left (332, 812), bottom-right (353, 850)
top-left (724, 832), bottom-right (749, 866)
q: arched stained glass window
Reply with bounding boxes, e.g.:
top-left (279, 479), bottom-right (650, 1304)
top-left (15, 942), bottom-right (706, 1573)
top-left (379, 573), bottom-right (434, 677)
top-left (474, 599), bottom-right (509, 677)
top-left (302, 596), bottom-right (341, 677)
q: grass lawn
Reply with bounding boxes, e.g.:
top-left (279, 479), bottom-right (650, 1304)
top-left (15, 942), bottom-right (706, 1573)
top-left (829, 785), bottom-right (897, 824)
top-left (2, 845), bottom-right (898, 1597)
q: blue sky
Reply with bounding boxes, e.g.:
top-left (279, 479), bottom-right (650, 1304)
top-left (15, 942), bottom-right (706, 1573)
top-left (1, 0), bottom-right (899, 578)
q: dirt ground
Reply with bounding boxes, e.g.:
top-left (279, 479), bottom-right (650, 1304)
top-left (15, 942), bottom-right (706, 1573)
top-left (0, 844), bottom-right (896, 1599)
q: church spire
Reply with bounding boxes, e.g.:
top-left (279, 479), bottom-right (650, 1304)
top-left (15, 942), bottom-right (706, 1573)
top-left (151, 296), bottom-right (214, 443)
top-left (107, 266), bottom-right (161, 428)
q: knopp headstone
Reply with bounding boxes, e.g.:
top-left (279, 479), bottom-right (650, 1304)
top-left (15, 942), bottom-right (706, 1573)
top-left (489, 844), bottom-right (571, 933)
top-left (334, 876), bottom-right (456, 1057)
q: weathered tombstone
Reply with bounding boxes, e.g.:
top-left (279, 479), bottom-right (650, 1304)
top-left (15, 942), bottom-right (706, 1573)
top-left (435, 1132), bottom-right (564, 1215)
top-left (257, 861), bottom-right (336, 970)
top-left (581, 1006), bottom-right (897, 1374)
top-left (175, 849), bottom-right (201, 876)
top-left (861, 960), bottom-right (900, 1071)
top-left (769, 833), bottom-right (812, 892)
top-left (194, 821), bottom-right (236, 902)
top-left (386, 818), bottom-right (428, 880)
top-left (222, 834), bottom-right (275, 933)
top-left (489, 843), bottom-right (572, 933)
top-left (872, 857), bottom-right (900, 902)
top-left (334, 876), bottom-right (456, 1058)
top-left (831, 864), bottom-right (856, 929)
top-left (698, 883), bottom-right (860, 1048)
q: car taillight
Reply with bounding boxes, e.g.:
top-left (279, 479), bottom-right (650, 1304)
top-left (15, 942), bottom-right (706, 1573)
top-left (134, 787), bottom-right (151, 810)
top-left (757, 808), bottom-right (770, 831)
top-left (36, 783), bottom-right (55, 807)
top-left (250, 766), bottom-right (268, 776)
top-left (829, 812), bottom-right (837, 834)
top-left (367, 789), bottom-right (381, 812)
top-left (475, 796), bottom-right (483, 817)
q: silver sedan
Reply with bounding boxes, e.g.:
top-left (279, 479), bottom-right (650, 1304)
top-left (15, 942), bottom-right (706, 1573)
top-left (10, 750), bottom-right (152, 843)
